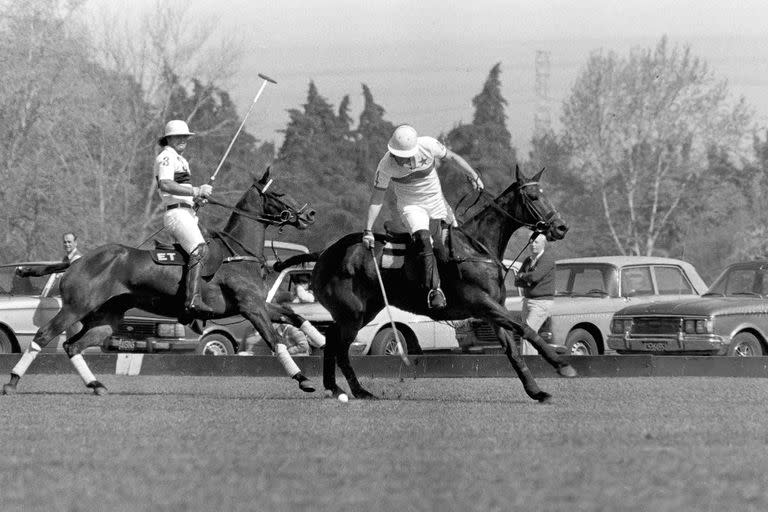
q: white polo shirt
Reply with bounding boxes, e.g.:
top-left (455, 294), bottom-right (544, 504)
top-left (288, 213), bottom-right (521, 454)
top-left (154, 146), bottom-right (194, 207)
top-left (373, 136), bottom-right (448, 208)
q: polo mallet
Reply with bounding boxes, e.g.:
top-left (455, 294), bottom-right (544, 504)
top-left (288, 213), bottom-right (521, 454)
top-left (369, 245), bottom-right (410, 366)
top-left (209, 73), bottom-right (277, 186)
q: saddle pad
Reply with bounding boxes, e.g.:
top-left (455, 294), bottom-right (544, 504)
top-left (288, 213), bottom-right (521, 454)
top-left (151, 250), bottom-right (186, 265)
top-left (381, 242), bottom-right (406, 269)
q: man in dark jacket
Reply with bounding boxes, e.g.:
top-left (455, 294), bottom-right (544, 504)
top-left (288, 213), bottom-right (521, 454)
top-left (515, 233), bottom-right (562, 353)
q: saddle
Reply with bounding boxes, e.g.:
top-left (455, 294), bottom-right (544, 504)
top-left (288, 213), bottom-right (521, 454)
top-left (380, 220), bottom-right (453, 269)
top-left (151, 240), bottom-right (220, 278)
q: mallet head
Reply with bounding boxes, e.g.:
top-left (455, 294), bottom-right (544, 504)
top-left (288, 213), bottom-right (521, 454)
top-left (257, 73), bottom-right (277, 84)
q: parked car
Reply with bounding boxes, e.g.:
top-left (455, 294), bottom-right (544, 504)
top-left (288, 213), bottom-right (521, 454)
top-left (243, 262), bottom-right (461, 356)
top-left (0, 262), bottom-right (69, 353)
top-left (540, 256), bottom-right (708, 355)
top-left (453, 256), bottom-right (708, 356)
top-left (607, 260), bottom-right (768, 356)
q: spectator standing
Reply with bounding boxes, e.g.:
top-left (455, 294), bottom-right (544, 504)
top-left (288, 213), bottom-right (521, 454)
top-left (62, 232), bottom-right (83, 264)
top-left (514, 233), bottom-right (562, 354)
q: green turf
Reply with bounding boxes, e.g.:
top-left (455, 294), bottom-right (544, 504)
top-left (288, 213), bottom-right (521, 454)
top-left (1, 375), bottom-right (767, 512)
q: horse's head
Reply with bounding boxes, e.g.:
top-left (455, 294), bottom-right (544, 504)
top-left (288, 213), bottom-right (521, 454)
top-left (238, 168), bottom-right (316, 229)
top-left (503, 165), bottom-right (568, 241)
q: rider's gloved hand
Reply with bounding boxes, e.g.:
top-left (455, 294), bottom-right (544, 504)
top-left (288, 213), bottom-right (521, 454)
top-left (472, 176), bottom-right (484, 191)
top-left (197, 184), bottom-right (213, 198)
top-left (362, 229), bottom-right (375, 249)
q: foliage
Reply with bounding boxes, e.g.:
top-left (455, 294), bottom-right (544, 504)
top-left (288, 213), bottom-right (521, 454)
top-left (2, 4), bottom-right (767, 281)
top-left (562, 36), bottom-right (753, 256)
top-left (444, 63), bottom-right (518, 210)
top-left (275, 81), bottom-right (366, 249)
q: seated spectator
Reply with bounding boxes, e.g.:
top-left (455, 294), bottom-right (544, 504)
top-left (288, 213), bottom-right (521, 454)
top-left (292, 274), bottom-right (315, 303)
top-left (239, 323), bottom-right (311, 356)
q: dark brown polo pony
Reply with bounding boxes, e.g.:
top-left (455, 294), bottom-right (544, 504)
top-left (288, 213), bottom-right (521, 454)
top-left (284, 166), bottom-right (574, 402)
top-left (2, 169), bottom-right (315, 395)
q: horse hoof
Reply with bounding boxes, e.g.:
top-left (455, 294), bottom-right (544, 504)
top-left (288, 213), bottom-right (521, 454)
top-left (558, 365), bottom-right (577, 378)
top-left (87, 381), bottom-right (108, 396)
top-left (533, 391), bottom-right (552, 403)
top-left (2, 384), bottom-right (16, 395)
top-left (299, 380), bottom-right (316, 393)
top-left (324, 389), bottom-right (349, 402)
top-left (354, 390), bottom-right (378, 400)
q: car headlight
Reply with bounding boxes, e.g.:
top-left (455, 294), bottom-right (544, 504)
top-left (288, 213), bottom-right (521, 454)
top-left (157, 323), bottom-right (185, 338)
top-left (683, 318), bottom-right (713, 334)
top-left (610, 318), bottom-right (632, 334)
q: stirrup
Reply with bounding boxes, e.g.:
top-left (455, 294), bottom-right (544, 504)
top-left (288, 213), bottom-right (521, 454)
top-left (427, 288), bottom-right (447, 309)
top-left (186, 295), bottom-right (213, 314)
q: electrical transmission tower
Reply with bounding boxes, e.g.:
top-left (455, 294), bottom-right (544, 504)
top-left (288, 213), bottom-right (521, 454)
top-left (534, 50), bottom-right (552, 136)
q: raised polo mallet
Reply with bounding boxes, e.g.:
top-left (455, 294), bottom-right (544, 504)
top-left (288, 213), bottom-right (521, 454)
top-left (369, 246), bottom-right (411, 366)
top-left (209, 73), bottom-right (277, 185)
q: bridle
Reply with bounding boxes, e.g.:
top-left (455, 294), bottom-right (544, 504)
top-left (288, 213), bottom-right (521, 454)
top-left (456, 180), bottom-right (561, 279)
top-left (213, 180), bottom-right (311, 261)
top-left (206, 180), bottom-right (310, 227)
top-left (461, 181), bottom-right (560, 234)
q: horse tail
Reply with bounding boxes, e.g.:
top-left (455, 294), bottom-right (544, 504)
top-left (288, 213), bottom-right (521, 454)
top-left (273, 252), bottom-right (319, 272)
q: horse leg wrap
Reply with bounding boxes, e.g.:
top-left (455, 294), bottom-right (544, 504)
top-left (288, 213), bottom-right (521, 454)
top-left (275, 344), bottom-right (301, 377)
top-left (300, 321), bottom-right (325, 348)
top-left (11, 342), bottom-right (42, 378)
top-left (70, 354), bottom-right (97, 385)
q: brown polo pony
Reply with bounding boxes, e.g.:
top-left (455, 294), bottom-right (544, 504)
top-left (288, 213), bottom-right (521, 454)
top-left (283, 166), bottom-right (574, 402)
top-left (2, 169), bottom-right (316, 395)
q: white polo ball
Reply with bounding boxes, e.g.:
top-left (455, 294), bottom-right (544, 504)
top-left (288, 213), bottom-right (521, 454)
top-left (338, 393), bottom-right (349, 403)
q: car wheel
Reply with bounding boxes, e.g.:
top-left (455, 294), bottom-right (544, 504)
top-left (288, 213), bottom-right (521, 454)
top-left (370, 327), bottom-right (409, 356)
top-left (565, 328), bottom-right (598, 356)
top-left (197, 334), bottom-right (234, 356)
top-left (728, 332), bottom-right (763, 357)
top-left (0, 330), bottom-right (12, 354)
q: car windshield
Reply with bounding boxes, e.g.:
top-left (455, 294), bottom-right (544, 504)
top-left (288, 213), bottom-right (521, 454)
top-left (0, 266), bottom-right (49, 296)
top-left (555, 263), bottom-right (618, 297)
top-left (705, 264), bottom-right (768, 297)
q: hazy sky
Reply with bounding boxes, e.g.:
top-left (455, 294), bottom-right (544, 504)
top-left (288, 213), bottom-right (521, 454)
top-left (116, 0), bottom-right (768, 152)
top-left (200, 0), bottom-right (767, 43)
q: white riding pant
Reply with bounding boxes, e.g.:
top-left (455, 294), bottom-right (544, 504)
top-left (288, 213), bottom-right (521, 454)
top-left (163, 208), bottom-right (204, 253)
top-left (400, 202), bottom-right (456, 234)
top-left (520, 298), bottom-right (553, 355)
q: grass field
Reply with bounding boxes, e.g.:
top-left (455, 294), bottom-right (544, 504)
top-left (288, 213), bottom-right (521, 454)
top-left (1, 374), bottom-right (767, 512)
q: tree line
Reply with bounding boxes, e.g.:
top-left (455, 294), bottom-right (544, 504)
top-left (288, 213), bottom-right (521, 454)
top-left (2, 1), bottom-right (767, 282)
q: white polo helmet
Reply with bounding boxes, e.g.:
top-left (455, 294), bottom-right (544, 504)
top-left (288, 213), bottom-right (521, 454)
top-left (158, 120), bottom-right (194, 144)
top-left (388, 125), bottom-right (419, 158)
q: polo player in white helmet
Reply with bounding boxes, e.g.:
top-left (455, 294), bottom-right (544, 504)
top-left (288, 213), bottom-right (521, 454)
top-left (363, 124), bottom-right (484, 309)
top-left (154, 120), bottom-right (214, 314)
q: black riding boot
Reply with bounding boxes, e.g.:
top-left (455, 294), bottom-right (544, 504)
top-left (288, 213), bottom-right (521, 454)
top-left (413, 229), bottom-right (446, 309)
top-left (185, 243), bottom-right (213, 314)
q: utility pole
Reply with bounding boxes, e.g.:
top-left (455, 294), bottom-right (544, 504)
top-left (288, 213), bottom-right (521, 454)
top-left (534, 50), bottom-right (552, 136)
